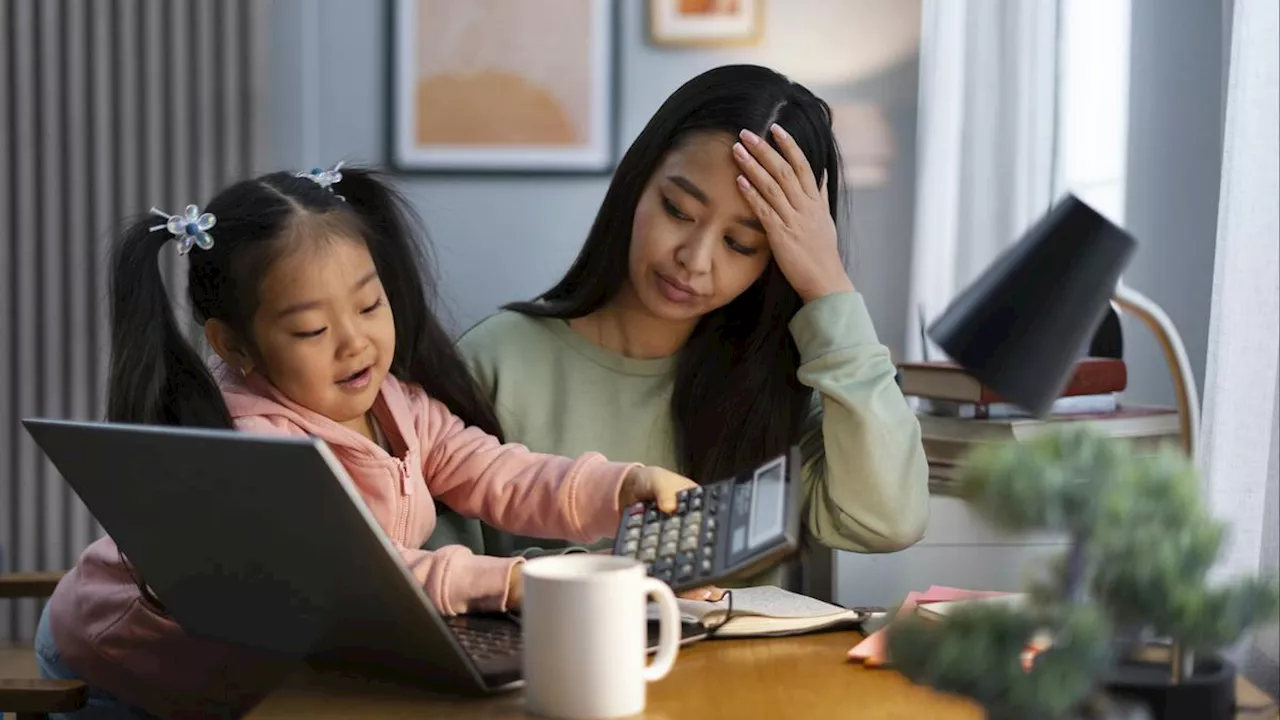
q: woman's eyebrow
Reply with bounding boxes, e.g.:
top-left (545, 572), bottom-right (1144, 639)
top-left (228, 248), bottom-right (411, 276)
top-left (667, 174), bottom-right (708, 204)
top-left (666, 175), bottom-right (764, 233)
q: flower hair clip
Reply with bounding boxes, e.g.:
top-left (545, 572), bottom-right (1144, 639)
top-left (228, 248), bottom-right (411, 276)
top-left (150, 204), bottom-right (216, 255)
top-left (296, 161), bottom-right (345, 200)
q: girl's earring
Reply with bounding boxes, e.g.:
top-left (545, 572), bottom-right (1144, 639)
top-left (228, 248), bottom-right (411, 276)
top-left (240, 365), bottom-right (251, 378)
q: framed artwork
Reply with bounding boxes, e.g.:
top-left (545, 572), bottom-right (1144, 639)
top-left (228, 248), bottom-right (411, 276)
top-left (389, 0), bottom-right (618, 174)
top-left (648, 0), bottom-right (764, 47)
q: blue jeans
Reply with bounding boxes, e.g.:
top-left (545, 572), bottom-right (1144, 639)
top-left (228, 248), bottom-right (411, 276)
top-left (34, 603), bottom-right (158, 720)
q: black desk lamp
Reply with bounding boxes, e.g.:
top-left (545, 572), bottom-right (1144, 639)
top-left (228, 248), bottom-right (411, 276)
top-left (926, 194), bottom-right (1200, 456)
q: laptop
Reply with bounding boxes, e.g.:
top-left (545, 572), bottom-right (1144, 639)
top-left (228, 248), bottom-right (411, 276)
top-left (24, 418), bottom-right (704, 695)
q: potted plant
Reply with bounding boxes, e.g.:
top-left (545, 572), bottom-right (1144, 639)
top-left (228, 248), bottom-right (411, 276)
top-left (885, 428), bottom-right (1279, 720)
top-left (1085, 446), bottom-right (1279, 720)
top-left (887, 600), bottom-right (1129, 719)
top-left (887, 428), bottom-right (1145, 719)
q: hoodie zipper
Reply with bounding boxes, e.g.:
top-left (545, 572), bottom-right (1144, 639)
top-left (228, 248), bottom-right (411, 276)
top-left (369, 411), bottom-right (414, 546)
top-left (393, 455), bottom-right (413, 545)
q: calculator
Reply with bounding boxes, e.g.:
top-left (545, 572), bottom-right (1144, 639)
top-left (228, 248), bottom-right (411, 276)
top-left (612, 447), bottom-right (803, 591)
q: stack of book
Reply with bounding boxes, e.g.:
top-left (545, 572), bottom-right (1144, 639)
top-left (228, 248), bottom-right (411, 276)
top-left (897, 357), bottom-right (1181, 494)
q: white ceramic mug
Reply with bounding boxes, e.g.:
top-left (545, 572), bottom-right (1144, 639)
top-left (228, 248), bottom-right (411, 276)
top-left (521, 554), bottom-right (681, 719)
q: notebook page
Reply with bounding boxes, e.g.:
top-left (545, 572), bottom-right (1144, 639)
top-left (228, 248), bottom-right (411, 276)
top-left (654, 586), bottom-right (850, 624)
top-left (718, 586), bottom-right (850, 618)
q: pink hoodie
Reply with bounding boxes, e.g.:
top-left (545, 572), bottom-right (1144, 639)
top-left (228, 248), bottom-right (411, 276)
top-left (46, 361), bottom-right (636, 717)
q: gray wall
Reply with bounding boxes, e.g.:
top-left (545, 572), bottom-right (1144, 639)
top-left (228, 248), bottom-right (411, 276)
top-left (264, 0), bottom-right (922, 355)
top-left (1122, 0), bottom-right (1226, 407)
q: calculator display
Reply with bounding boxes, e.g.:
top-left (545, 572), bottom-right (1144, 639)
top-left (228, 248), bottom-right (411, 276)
top-left (748, 458), bottom-right (786, 546)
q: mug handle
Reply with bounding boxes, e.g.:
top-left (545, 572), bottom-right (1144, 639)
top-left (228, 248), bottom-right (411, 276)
top-left (640, 577), bottom-right (681, 682)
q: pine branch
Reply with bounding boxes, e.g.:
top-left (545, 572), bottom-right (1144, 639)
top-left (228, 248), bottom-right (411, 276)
top-left (886, 604), bottom-right (1111, 718)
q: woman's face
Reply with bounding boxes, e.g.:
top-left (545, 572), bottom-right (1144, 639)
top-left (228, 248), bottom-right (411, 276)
top-left (625, 131), bottom-right (773, 323)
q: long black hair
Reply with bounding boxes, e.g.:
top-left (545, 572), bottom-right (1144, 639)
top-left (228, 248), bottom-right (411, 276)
top-left (507, 65), bottom-right (844, 482)
top-left (106, 165), bottom-right (501, 603)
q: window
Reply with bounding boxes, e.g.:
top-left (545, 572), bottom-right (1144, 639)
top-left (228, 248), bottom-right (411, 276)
top-left (1054, 0), bottom-right (1132, 225)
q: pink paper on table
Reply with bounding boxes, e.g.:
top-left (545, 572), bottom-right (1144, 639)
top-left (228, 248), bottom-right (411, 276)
top-left (848, 585), bottom-right (1011, 666)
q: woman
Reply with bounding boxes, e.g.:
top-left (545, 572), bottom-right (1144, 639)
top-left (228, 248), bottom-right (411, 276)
top-left (441, 64), bottom-right (929, 588)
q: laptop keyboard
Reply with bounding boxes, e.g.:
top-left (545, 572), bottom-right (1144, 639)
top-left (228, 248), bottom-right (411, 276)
top-left (446, 615), bottom-right (522, 662)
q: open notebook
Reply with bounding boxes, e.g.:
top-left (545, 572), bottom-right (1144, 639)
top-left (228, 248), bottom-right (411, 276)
top-left (654, 586), bottom-right (867, 638)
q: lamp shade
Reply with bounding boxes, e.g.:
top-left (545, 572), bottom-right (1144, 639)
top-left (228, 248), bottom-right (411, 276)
top-left (926, 194), bottom-right (1137, 417)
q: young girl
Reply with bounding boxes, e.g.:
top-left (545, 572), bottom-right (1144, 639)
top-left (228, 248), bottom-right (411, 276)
top-left (35, 165), bottom-right (694, 718)
top-left (447, 64), bottom-right (930, 585)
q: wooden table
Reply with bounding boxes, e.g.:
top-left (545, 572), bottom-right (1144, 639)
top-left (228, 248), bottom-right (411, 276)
top-left (245, 631), bottom-right (1279, 720)
top-left (247, 631), bottom-right (977, 719)
top-left (4, 633), bottom-right (1275, 719)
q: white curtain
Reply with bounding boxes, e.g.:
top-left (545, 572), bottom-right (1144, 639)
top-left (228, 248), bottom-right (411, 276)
top-left (904, 0), bottom-right (1059, 362)
top-left (1199, 0), bottom-right (1279, 659)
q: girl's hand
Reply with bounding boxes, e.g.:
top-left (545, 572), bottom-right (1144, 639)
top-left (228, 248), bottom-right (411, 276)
top-left (732, 124), bottom-right (854, 303)
top-left (618, 466), bottom-right (697, 513)
top-left (507, 564), bottom-right (523, 608)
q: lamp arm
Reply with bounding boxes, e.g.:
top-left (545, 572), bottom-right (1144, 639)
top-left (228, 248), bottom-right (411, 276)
top-left (1111, 282), bottom-right (1201, 458)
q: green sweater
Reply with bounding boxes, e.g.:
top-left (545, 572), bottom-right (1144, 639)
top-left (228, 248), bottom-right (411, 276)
top-left (430, 291), bottom-right (929, 586)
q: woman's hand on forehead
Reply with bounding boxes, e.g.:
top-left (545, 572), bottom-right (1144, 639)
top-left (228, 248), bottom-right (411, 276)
top-left (731, 124), bottom-right (853, 303)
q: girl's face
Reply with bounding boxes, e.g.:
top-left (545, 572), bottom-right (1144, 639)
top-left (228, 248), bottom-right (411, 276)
top-left (624, 131), bottom-right (773, 324)
top-left (243, 237), bottom-right (397, 431)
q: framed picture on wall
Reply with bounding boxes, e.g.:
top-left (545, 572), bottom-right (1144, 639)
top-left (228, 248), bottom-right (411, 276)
top-left (389, 0), bottom-right (617, 174)
top-left (648, 0), bottom-right (764, 47)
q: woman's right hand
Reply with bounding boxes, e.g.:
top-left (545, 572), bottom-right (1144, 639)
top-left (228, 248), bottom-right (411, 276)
top-left (732, 124), bottom-right (853, 303)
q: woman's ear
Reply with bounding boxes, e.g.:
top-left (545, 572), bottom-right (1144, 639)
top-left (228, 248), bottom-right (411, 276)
top-left (204, 320), bottom-right (254, 377)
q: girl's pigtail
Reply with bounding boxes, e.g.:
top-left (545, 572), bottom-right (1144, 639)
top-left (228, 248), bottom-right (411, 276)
top-left (105, 208), bottom-right (232, 429)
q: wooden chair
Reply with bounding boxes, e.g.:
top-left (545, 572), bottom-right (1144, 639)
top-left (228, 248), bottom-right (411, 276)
top-left (0, 570), bottom-right (88, 720)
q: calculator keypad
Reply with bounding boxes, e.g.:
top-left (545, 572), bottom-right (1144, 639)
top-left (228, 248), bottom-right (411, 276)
top-left (614, 483), bottom-right (724, 588)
